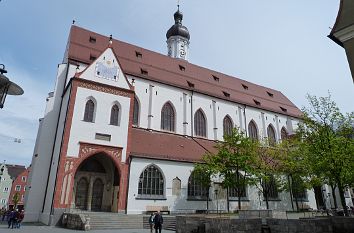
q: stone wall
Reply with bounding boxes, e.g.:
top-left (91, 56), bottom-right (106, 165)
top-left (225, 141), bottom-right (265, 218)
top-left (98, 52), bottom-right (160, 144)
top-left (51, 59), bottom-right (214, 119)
top-left (60, 213), bottom-right (90, 231)
top-left (176, 216), bottom-right (354, 233)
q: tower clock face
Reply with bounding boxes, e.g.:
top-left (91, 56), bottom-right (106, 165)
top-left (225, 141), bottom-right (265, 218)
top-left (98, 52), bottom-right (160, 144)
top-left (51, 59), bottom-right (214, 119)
top-left (179, 43), bottom-right (186, 58)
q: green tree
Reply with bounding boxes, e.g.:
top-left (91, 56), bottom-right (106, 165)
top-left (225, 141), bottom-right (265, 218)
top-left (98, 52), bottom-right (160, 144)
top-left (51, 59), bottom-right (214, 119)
top-left (253, 143), bottom-right (282, 210)
top-left (193, 163), bottom-right (213, 213)
top-left (275, 137), bottom-right (311, 211)
top-left (12, 192), bottom-right (20, 209)
top-left (196, 127), bottom-right (258, 211)
top-left (298, 93), bottom-right (354, 216)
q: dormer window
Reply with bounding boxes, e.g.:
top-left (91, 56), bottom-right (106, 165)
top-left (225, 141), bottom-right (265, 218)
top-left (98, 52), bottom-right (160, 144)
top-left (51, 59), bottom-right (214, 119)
top-left (253, 99), bottom-right (261, 106)
top-left (280, 107), bottom-right (287, 112)
top-left (89, 54), bottom-right (97, 61)
top-left (242, 84), bottom-right (249, 90)
top-left (267, 91), bottom-right (274, 97)
top-left (212, 75), bottom-right (219, 82)
top-left (135, 51), bottom-right (142, 58)
top-left (140, 68), bottom-right (148, 75)
top-left (179, 65), bottom-right (185, 71)
top-left (187, 81), bottom-right (194, 88)
top-left (89, 36), bottom-right (96, 43)
top-left (223, 91), bottom-right (230, 98)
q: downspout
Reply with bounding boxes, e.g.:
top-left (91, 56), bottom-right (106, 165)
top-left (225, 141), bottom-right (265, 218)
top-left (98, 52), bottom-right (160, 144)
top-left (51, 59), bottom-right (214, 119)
top-left (191, 90), bottom-right (194, 137)
top-left (243, 105), bottom-right (247, 136)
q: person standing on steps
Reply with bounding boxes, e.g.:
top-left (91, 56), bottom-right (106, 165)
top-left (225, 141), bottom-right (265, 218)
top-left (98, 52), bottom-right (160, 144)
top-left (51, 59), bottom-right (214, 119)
top-left (149, 213), bottom-right (155, 233)
top-left (153, 211), bottom-right (163, 233)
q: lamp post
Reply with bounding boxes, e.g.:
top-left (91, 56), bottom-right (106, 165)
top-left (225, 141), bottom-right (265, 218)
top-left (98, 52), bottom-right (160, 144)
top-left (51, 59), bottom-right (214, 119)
top-left (0, 64), bottom-right (24, 109)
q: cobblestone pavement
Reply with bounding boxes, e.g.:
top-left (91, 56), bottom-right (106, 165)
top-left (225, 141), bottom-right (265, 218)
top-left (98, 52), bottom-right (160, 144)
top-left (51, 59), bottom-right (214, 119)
top-left (0, 223), bottom-right (175, 233)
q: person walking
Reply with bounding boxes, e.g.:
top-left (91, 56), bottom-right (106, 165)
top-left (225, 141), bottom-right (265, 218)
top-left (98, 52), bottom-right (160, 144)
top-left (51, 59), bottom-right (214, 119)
top-left (17, 210), bottom-right (24, 228)
top-left (7, 209), bottom-right (15, 228)
top-left (149, 213), bottom-right (155, 233)
top-left (153, 211), bottom-right (163, 233)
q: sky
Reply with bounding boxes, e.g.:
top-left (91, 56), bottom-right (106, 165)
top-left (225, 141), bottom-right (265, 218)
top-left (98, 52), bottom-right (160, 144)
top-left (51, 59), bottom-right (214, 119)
top-left (0, 0), bottom-right (353, 166)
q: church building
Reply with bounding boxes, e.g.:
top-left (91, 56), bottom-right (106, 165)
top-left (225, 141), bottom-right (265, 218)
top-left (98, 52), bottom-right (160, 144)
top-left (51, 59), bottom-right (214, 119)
top-left (24, 7), bottom-right (323, 224)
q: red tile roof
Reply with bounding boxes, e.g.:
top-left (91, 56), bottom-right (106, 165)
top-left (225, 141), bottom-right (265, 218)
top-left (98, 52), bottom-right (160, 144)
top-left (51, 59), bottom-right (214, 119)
top-left (130, 128), bottom-right (216, 163)
top-left (67, 26), bottom-right (302, 118)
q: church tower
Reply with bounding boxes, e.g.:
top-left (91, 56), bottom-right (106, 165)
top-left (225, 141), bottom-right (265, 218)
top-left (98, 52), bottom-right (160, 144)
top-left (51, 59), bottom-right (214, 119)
top-left (166, 6), bottom-right (190, 60)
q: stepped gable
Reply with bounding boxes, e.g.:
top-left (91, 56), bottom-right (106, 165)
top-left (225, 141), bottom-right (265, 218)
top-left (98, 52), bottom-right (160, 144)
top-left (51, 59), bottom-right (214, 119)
top-left (130, 127), bottom-right (216, 162)
top-left (67, 25), bottom-right (302, 118)
top-left (6, 164), bottom-right (26, 180)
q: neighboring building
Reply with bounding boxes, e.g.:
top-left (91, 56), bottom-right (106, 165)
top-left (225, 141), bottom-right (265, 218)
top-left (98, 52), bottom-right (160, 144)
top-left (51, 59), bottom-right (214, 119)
top-left (328, 0), bottom-right (354, 81)
top-left (24, 7), bottom-right (351, 225)
top-left (8, 168), bottom-right (29, 211)
top-left (0, 164), bottom-right (26, 209)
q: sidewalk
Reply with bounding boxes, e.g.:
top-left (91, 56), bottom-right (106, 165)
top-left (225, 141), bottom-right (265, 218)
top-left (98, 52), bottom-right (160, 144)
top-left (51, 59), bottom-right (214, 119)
top-left (0, 223), bottom-right (175, 233)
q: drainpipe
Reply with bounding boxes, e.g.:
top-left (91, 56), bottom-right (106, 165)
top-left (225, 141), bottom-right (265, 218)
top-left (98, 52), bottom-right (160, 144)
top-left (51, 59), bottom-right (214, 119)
top-left (243, 105), bottom-right (247, 136)
top-left (191, 91), bottom-right (194, 137)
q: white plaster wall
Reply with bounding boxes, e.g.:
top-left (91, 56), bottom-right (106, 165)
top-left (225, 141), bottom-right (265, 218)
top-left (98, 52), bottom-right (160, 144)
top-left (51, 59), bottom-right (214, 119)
top-left (127, 158), bottom-right (318, 214)
top-left (67, 87), bottom-right (131, 161)
top-left (24, 63), bottom-right (68, 223)
top-left (191, 93), bottom-right (215, 139)
top-left (41, 85), bottom-right (71, 216)
top-left (79, 48), bottom-right (129, 90)
top-left (213, 98), bottom-right (242, 141)
top-left (127, 158), bottom-right (206, 214)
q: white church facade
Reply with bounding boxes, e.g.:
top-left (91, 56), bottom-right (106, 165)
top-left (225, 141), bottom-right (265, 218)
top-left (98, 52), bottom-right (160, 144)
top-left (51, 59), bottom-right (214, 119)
top-left (24, 8), bottom-right (346, 225)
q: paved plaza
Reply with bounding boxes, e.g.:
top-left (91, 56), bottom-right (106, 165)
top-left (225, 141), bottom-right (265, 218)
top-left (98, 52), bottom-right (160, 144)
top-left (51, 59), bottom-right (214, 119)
top-left (0, 223), bottom-right (174, 233)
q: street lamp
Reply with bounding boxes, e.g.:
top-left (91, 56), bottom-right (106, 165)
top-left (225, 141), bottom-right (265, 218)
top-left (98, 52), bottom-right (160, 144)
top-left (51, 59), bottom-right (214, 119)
top-left (0, 64), bottom-right (24, 109)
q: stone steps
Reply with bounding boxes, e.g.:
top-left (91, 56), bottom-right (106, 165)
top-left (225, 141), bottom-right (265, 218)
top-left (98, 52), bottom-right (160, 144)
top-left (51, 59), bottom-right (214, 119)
top-left (80, 212), bottom-right (177, 231)
top-left (143, 216), bottom-right (176, 231)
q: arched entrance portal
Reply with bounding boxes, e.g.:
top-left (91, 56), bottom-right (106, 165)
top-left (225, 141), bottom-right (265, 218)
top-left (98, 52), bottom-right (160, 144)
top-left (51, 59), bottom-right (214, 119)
top-left (73, 153), bottom-right (120, 212)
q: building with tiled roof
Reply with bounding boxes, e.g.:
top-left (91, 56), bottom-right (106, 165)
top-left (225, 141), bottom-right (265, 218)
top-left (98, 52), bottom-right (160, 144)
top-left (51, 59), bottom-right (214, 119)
top-left (0, 163), bottom-right (26, 209)
top-left (25, 7), bottom-right (322, 225)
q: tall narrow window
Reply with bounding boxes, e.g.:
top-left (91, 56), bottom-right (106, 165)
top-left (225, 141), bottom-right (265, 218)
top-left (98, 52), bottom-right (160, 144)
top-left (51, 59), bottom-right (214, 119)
top-left (248, 121), bottom-right (258, 141)
top-left (188, 171), bottom-right (209, 200)
top-left (84, 99), bottom-right (95, 122)
top-left (110, 104), bottom-right (119, 126)
top-left (161, 102), bottom-right (175, 132)
top-left (133, 97), bottom-right (139, 126)
top-left (223, 115), bottom-right (233, 136)
top-left (267, 124), bottom-right (276, 146)
top-left (194, 109), bottom-right (207, 137)
top-left (263, 175), bottom-right (278, 199)
top-left (281, 127), bottom-right (288, 140)
top-left (229, 172), bottom-right (247, 198)
top-left (138, 165), bottom-right (164, 198)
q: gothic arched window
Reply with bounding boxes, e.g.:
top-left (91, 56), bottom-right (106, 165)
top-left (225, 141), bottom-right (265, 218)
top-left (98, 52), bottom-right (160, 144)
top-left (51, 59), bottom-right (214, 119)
top-left (281, 127), bottom-right (288, 140)
top-left (161, 102), bottom-right (175, 132)
top-left (84, 99), bottom-right (95, 122)
top-left (262, 175), bottom-right (278, 199)
top-left (223, 115), bottom-right (233, 137)
top-left (110, 104), bottom-right (119, 126)
top-left (229, 172), bottom-right (247, 198)
top-left (133, 97), bottom-right (139, 126)
top-left (188, 171), bottom-right (209, 200)
top-left (267, 124), bottom-right (276, 146)
top-left (248, 120), bottom-right (258, 141)
top-left (194, 109), bottom-right (207, 137)
top-left (138, 165), bottom-right (164, 198)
